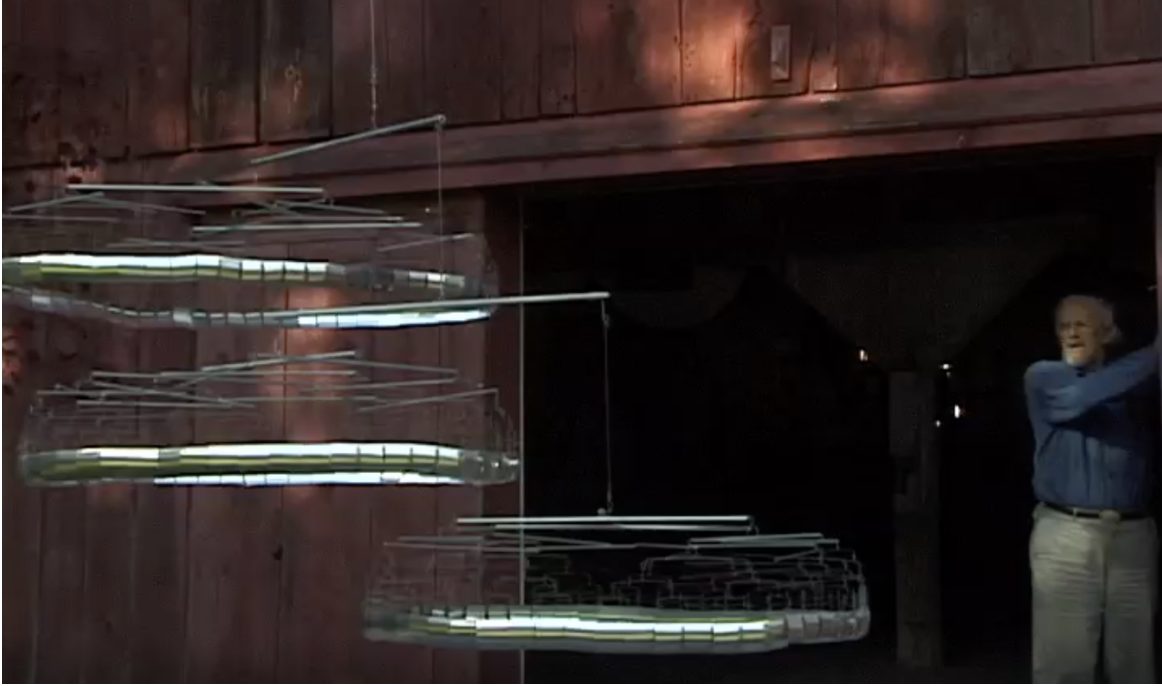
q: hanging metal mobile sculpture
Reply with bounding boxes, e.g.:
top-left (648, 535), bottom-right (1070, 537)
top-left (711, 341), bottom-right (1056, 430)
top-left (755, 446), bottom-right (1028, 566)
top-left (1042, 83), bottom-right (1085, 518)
top-left (363, 515), bottom-right (870, 654)
top-left (3, 112), bottom-right (609, 487)
top-left (20, 350), bottom-right (519, 487)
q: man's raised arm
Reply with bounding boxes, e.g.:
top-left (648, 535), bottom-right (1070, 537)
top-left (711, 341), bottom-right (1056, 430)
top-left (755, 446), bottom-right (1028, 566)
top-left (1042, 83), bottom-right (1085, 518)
top-left (1027, 341), bottom-right (1160, 425)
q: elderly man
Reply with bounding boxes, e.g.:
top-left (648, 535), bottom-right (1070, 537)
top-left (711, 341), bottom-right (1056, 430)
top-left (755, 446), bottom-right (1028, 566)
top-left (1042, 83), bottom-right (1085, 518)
top-left (1024, 294), bottom-right (1159, 683)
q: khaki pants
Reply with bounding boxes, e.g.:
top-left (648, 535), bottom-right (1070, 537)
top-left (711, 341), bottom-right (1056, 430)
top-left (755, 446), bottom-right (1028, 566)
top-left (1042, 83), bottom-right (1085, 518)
top-left (1030, 503), bottom-right (1158, 683)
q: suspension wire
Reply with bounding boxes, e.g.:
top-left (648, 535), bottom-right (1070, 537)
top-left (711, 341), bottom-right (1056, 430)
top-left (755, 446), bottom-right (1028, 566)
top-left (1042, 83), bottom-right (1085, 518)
top-left (600, 299), bottom-right (614, 516)
top-left (368, 0), bottom-right (379, 127)
top-left (435, 121), bottom-right (446, 300)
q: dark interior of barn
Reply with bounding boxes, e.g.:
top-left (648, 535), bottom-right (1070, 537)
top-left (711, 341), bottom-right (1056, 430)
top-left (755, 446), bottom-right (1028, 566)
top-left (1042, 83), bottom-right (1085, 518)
top-left (519, 143), bottom-right (1160, 683)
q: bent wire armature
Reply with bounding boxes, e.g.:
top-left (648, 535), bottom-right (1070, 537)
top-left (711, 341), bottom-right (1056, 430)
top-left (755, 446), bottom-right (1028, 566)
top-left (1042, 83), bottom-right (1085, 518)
top-left (21, 351), bottom-right (519, 487)
top-left (363, 516), bottom-right (871, 654)
top-left (3, 250), bottom-right (611, 330)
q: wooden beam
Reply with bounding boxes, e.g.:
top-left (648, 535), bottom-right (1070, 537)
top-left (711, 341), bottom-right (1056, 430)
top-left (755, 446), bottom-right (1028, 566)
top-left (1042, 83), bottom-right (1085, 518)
top-left (56, 61), bottom-right (1162, 200)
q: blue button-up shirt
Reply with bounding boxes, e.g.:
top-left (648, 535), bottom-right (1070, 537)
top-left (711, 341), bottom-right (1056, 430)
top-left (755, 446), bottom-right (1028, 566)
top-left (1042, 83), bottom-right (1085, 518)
top-left (1024, 345), bottom-right (1158, 511)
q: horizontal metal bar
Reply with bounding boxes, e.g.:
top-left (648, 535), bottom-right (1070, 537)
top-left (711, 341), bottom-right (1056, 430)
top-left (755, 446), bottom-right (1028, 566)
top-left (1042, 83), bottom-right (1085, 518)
top-left (457, 515), bottom-right (754, 525)
top-left (376, 233), bottom-right (472, 254)
top-left (192, 221), bottom-right (423, 234)
top-left (271, 200), bottom-right (392, 216)
top-left (199, 350), bottom-right (357, 372)
top-left (7, 193), bottom-right (104, 213)
top-left (357, 388), bottom-right (494, 413)
top-left (270, 291), bottom-right (612, 319)
top-left (67, 183), bottom-right (325, 195)
top-left (248, 114), bottom-right (446, 167)
top-left (83, 195), bottom-right (207, 216)
top-left (3, 214), bottom-right (119, 224)
top-left (687, 534), bottom-right (824, 544)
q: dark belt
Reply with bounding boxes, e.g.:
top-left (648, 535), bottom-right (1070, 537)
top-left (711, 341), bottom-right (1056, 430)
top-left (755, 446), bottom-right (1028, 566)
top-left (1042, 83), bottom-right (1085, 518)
top-left (1043, 502), bottom-right (1149, 523)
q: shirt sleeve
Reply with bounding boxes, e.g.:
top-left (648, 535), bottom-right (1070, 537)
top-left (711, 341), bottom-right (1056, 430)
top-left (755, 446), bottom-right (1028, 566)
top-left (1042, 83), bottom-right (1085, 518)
top-left (1026, 347), bottom-right (1160, 425)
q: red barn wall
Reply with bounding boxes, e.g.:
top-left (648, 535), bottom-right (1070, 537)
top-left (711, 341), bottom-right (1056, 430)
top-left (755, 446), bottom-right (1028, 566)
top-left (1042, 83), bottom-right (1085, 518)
top-left (4, 0), bottom-right (1161, 172)
top-left (1, 174), bottom-right (524, 682)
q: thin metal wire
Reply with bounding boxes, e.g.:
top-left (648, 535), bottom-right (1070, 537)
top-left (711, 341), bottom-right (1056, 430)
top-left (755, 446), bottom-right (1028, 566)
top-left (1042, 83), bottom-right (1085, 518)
top-left (436, 119), bottom-right (446, 300)
top-left (600, 299), bottom-right (615, 516)
top-left (368, 0), bottom-right (379, 127)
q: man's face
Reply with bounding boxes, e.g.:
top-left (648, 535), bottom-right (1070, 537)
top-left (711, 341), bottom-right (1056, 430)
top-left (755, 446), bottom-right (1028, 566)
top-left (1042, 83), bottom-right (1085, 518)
top-left (1057, 299), bottom-right (1108, 368)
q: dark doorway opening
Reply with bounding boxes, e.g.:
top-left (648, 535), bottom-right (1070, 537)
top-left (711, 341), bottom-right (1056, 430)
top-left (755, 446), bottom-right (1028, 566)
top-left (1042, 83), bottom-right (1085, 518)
top-left (520, 147), bottom-right (1158, 683)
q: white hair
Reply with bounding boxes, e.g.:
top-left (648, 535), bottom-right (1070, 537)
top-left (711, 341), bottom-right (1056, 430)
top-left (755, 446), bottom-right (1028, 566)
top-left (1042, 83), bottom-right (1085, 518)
top-left (1055, 294), bottom-right (1121, 343)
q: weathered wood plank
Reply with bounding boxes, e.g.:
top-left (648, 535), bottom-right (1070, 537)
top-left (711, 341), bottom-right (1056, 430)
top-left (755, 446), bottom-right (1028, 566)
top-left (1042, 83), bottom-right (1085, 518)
top-left (576, 0), bottom-right (682, 113)
top-left (261, 0), bottom-right (332, 142)
top-left (500, 0), bottom-right (541, 120)
top-left (1093, 0), bottom-right (1162, 64)
top-left (275, 238), bottom-right (375, 683)
top-left (681, 0), bottom-right (746, 103)
top-left (59, 0), bottom-right (129, 164)
top-left (130, 211), bottom-right (195, 684)
top-left (966, 0), bottom-right (1093, 76)
top-left (151, 62), bottom-right (1162, 198)
top-left (540, 0), bottom-right (577, 116)
top-left (478, 196), bottom-right (523, 686)
top-left (382, 0), bottom-right (427, 123)
top-left (4, 0), bottom-right (61, 167)
top-left (128, 0), bottom-right (191, 155)
top-left (29, 186), bottom-right (93, 684)
top-left (432, 200), bottom-right (488, 684)
top-left (332, 0), bottom-right (389, 134)
top-left (836, 0), bottom-right (964, 90)
top-left (739, 0), bottom-right (838, 98)
top-left (426, 0), bottom-right (503, 125)
top-left (35, 411), bottom-right (88, 682)
top-left (0, 171), bottom-right (55, 683)
top-left (190, 0), bottom-right (259, 147)
top-left (79, 308), bottom-right (139, 683)
top-left (185, 250), bottom-right (284, 682)
top-left (361, 323), bottom-right (439, 683)
top-left (131, 336), bottom-right (193, 683)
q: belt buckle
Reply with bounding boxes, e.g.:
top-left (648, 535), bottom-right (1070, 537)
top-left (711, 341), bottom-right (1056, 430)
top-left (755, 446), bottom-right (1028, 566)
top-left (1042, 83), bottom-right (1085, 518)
top-left (1099, 509), bottom-right (1122, 524)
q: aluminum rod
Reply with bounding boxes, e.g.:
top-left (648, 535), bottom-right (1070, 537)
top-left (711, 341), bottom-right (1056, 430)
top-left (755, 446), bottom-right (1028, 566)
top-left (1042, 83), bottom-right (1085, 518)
top-left (3, 214), bottom-right (120, 224)
top-left (267, 291), bottom-right (612, 319)
top-left (192, 221), bottom-right (423, 234)
top-left (247, 114), bottom-right (447, 167)
top-left (82, 196), bottom-right (207, 215)
top-left (457, 515), bottom-right (754, 525)
top-left (357, 388), bottom-right (494, 413)
top-left (67, 183), bottom-right (326, 195)
top-left (87, 379), bottom-right (252, 407)
top-left (7, 193), bottom-right (105, 213)
top-left (199, 350), bottom-right (359, 372)
top-left (273, 200), bottom-right (393, 216)
top-left (376, 234), bottom-right (472, 254)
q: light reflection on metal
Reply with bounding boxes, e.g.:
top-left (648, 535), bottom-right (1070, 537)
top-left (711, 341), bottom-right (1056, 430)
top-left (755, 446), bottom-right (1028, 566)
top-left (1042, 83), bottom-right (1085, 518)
top-left (4, 249), bottom-right (611, 330)
top-left (23, 442), bottom-right (513, 487)
top-left (3, 214), bottom-right (121, 224)
top-left (192, 221), bottom-right (424, 234)
top-left (363, 516), bottom-right (870, 654)
top-left (21, 352), bottom-right (519, 487)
